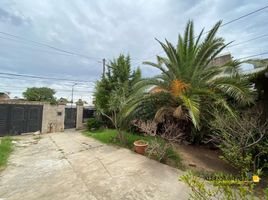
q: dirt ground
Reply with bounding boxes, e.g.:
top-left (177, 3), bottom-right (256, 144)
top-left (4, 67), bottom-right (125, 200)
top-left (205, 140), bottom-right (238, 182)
top-left (0, 131), bottom-right (189, 200)
top-left (175, 144), bottom-right (237, 173)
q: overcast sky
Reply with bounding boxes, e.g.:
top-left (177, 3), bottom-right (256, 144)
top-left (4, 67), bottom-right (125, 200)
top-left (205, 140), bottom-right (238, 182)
top-left (0, 0), bottom-right (267, 104)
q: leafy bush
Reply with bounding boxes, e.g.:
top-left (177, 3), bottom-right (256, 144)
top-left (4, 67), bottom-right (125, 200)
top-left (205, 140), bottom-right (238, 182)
top-left (180, 171), bottom-right (267, 200)
top-left (87, 118), bottom-right (102, 130)
top-left (23, 87), bottom-right (56, 103)
top-left (210, 109), bottom-right (268, 173)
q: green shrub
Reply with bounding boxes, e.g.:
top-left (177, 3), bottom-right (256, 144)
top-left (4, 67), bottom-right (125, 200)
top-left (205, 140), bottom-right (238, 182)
top-left (87, 118), bottom-right (102, 130)
top-left (180, 171), bottom-right (267, 200)
top-left (210, 109), bottom-right (268, 173)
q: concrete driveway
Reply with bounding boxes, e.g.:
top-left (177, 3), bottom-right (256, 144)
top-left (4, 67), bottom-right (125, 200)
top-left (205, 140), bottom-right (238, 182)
top-left (0, 131), bottom-right (189, 200)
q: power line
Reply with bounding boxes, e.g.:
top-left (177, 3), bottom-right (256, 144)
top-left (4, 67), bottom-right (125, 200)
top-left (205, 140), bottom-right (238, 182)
top-left (132, 5), bottom-right (268, 64)
top-left (228, 33), bottom-right (268, 48)
top-left (221, 5), bottom-right (268, 27)
top-left (0, 85), bottom-right (94, 93)
top-left (0, 76), bottom-right (95, 88)
top-left (0, 36), bottom-right (79, 57)
top-left (0, 31), bottom-right (102, 61)
top-left (132, 33), bottom-right (268, 66)
top-left (238, 51), bottom-right (268, 60)
top-left (0, 72), bottom-right (96, 83)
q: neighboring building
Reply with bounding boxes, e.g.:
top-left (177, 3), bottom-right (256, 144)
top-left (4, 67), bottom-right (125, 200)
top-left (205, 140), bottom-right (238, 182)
top-left (0, 92), bottom-right (10, 100)
top-left (208, 53), bottom-right (232, 67)
top-left (83, 105), bottom-right (96, 122)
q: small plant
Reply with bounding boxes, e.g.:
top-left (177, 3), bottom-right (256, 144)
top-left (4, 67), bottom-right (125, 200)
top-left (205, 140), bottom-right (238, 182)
top-left (180, 171), bottom-right (267, 200)
top-left (146, 139), bottom-right (167, 162)
top-left (134, 140), bottom-right (148, 145)
top-left (133, 120), bottom-right (183, 166)
top-left (0, 137), bottom-right (13, 168)
top-left (87, 118), bottom-right (102, 131)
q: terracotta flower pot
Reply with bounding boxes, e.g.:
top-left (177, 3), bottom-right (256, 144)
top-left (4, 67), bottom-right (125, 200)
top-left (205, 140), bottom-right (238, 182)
top-left (134, 140), bottom-right (148, 155)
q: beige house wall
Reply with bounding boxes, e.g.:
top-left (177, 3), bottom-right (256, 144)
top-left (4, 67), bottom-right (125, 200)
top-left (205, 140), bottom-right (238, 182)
top-left (41, 104), bottom-right (65, 133)
top-left (76, 105), bottom-right (84, 130)
top-left (208, 53), bottom-right (232, 67)
top-left (0, 100), bottom-right (85, 133)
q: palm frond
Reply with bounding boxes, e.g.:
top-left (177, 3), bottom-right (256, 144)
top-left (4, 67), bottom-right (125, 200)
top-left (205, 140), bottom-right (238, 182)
top-left (212, 76), bottom-right (255, 105)
top-left (204, 20), bottom-right (222, 43)
top-left (154, 106), bottom-right (175, 122)
top-left (214, 98), bottom-right (237, 118)
top-left (180, 94), bottom-right (200, 129)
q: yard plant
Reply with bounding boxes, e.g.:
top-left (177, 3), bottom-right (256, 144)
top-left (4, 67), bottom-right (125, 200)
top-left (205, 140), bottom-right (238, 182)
top-left (94, 54), bottom-right (141, 143)
top-left (23, 87), bottom-right (57, 103)
top-left (180, 171), bottom-right (268, 200)
top-left (126, 20), bottom-right (254, 142)
top-left (210, 108), bottom-right (268, 173)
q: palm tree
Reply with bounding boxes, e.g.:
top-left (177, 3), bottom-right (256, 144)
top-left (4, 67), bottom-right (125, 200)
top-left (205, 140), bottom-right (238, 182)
top-left (126, 20), bottom-right (254, 130)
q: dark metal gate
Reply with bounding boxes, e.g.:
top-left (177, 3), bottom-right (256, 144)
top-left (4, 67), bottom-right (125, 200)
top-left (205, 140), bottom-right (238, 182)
top-left (64, 108), bottom-right (76, 129)
top-left (0, 104), bottom-right (43, 136)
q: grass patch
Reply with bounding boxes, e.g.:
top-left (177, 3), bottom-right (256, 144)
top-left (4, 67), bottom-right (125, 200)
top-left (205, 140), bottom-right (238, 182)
top-left (0, 137), bottom-right (13, 168)
top-left (83, 129), bottom-right (155, 148)
top-left (83, 129), bottom-right (183, 169)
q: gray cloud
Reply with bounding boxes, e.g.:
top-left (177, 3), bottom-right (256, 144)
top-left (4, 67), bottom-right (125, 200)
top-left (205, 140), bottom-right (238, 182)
top-left (0, 0), bottom-right (267, 103)
top-left (0, 6), bottom-right (31, 26)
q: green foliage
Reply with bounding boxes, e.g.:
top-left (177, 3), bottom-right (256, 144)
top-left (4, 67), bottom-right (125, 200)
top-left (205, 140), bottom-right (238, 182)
top-left (83, 129), bottom-right (154, 149)
top-left (87, 118), bottom-right (102, 130)
top-left (146, 138), bottom-right (168, 161)
top-left (146, 139), bottom-right (182, 167)
top-left (0, 137), bottom-right (13, 167)
top-left (93, 54), bottom-right (141, 143)
top-left (126, 20), bottom-right (254, 143)
top-left (57, 97), bottom-right (69, 104)
top-left (23, 87), bottom-right (56, 103)
top-left (210, 109), bottom-right (268, 173)
top-left (94, 54), bottom-right (141, 115)
top-left (83, 129), bottom-right (182, 168)
top-left (94, 78), bottom-right (112, 114)
top-left (180, 171), bottom-right (267, 200)
top-left (130, 92), bottom-right (176, 121)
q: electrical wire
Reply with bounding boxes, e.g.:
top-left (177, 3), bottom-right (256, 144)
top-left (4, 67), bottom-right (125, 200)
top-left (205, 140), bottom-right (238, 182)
top-left (228, 34), bottom-right (268, 48)
top-left (131, 5), bottom-right (268, 64)
top-left (238, 51), bottom-right (268, 60)
top-left (0, 32), bottom-right (102, 61)
top-left (0, 72), bottom-right (95, 83)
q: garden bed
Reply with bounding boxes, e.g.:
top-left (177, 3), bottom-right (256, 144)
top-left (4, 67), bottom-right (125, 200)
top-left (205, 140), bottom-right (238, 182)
top-left (83, 129), bottom-right (182, 169)
top-left (175, 144), bottom-right (237, 174)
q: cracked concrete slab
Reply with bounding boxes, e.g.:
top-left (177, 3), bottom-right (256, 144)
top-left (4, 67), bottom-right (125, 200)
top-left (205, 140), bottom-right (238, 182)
top-left (0, 131), bottom-right (189, 200)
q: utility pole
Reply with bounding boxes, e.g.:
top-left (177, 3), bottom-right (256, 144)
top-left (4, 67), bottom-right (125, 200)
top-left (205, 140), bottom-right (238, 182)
top-left (102, 58), bottom-right (106, 78)
top-left (71, 83), bottom-right (78, 108)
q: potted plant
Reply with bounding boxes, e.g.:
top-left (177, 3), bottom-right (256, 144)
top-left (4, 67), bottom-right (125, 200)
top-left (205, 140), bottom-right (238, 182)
top-left (133, 140), bottom-right (148, 155)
